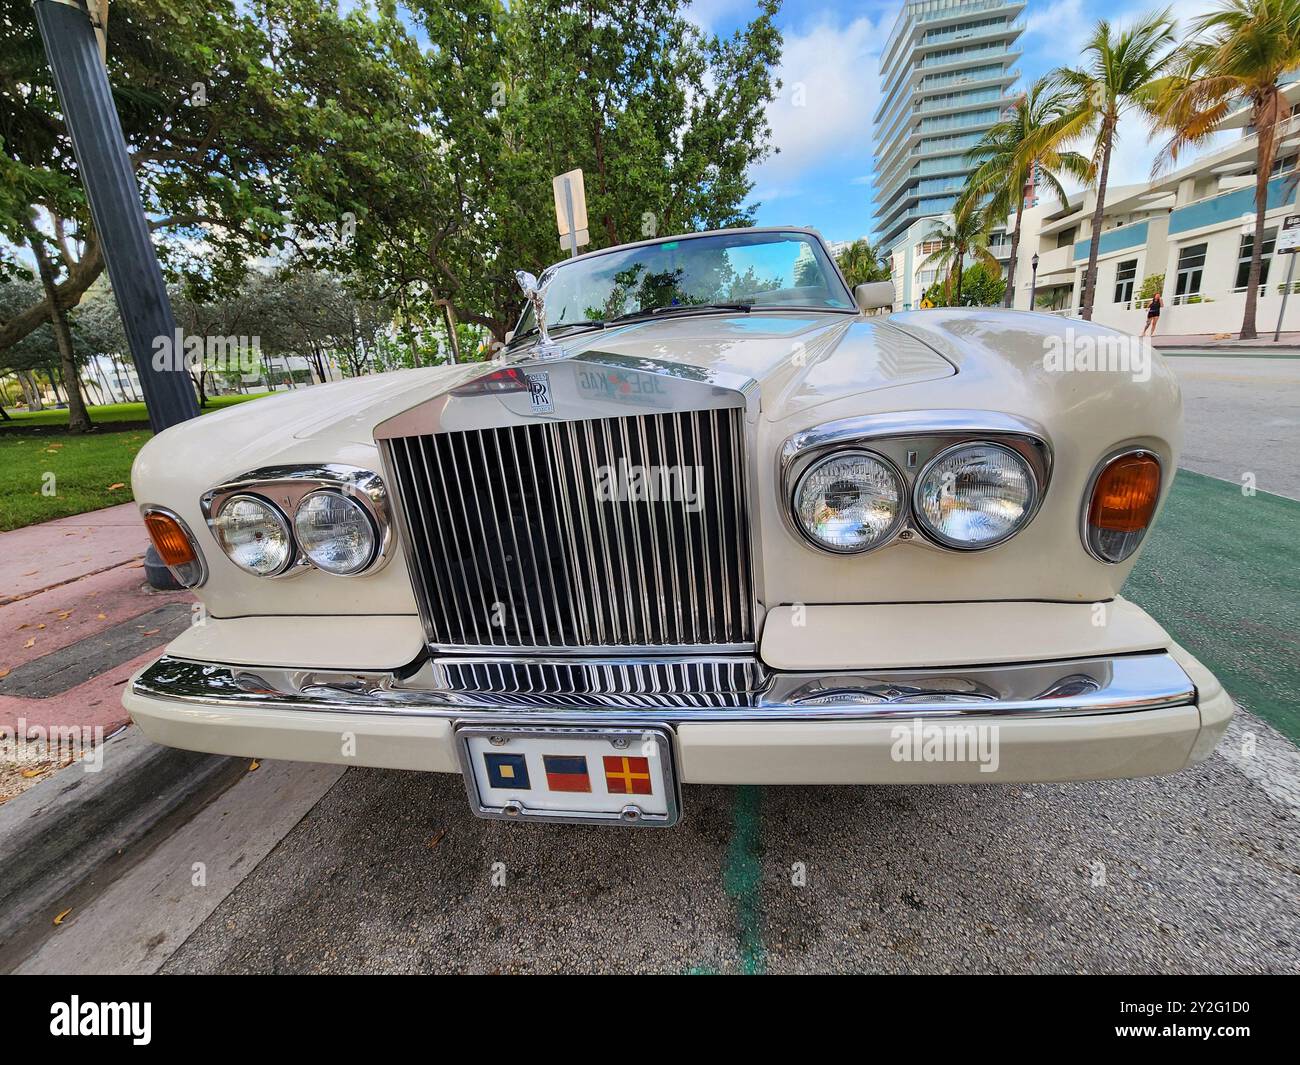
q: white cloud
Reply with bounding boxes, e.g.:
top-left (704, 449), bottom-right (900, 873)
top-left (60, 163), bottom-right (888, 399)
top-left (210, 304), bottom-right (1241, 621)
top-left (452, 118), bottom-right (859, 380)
top-left (1023, 0), bottom-right (1092, 56)
top-left (684, 0), bottom-right (757, 31)
top-left (750, 13), bottom-right (886, 193)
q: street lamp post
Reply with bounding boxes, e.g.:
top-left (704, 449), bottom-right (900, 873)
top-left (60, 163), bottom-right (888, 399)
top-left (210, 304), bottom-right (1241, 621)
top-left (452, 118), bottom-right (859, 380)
top-left (1029, 253), bottom-right (1040, 311)
top-left (32, 0), bottom-right (199, 588)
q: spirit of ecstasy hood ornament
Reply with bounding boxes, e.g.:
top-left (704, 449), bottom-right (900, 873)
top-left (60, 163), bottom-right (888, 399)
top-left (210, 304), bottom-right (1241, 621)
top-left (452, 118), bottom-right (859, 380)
top-left (514, 266), bottom-right (566, 360)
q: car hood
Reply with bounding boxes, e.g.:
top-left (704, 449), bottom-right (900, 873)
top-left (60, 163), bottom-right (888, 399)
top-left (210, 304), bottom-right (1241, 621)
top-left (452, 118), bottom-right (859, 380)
top-left (151, 312), bottom-right (955, 469)
top-left (549, 312), bottom-right (955, 417)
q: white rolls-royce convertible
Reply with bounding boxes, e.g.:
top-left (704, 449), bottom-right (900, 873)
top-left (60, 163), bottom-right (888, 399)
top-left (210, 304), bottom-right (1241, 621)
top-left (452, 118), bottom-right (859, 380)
top-left (125, 227), bottom-right (1233, 827)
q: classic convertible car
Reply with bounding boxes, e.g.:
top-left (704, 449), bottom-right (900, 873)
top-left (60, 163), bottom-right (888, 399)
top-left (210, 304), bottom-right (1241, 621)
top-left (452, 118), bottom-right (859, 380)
top-left (126, 227), bottom-right (1233, 827)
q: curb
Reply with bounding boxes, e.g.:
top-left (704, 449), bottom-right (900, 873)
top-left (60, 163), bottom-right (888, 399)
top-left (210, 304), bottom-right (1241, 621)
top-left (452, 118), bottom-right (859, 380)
top-left (0, 725), bottom-right (244, 969)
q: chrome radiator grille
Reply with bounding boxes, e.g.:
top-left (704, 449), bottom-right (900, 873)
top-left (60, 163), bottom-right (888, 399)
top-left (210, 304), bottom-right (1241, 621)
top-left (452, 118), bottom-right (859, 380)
top-left (433, 658), bottom-right (767, 708)
top-left (382, 407), bottom-right (754, 649)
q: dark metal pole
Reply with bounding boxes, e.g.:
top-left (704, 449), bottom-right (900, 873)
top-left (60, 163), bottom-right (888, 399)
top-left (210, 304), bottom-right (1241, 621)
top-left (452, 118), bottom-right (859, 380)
top-left (1274, 252), bottom-right (1296, 343)
top-left (32, 0), bottom-right (196, 589)
top-left (31, 0), bottom-right (198, 433)
top-left (1029, 254), bottom-right (1040, 311)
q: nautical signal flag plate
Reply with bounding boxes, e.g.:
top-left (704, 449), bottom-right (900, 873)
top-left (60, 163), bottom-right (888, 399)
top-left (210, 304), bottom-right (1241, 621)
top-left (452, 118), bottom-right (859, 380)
top-left (455, 725), bottom-right (679, 827)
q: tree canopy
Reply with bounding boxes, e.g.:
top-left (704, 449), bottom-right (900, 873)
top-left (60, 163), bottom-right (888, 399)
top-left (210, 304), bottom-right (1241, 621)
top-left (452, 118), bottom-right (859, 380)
top-left (2, 0), bottom-right (785, 408)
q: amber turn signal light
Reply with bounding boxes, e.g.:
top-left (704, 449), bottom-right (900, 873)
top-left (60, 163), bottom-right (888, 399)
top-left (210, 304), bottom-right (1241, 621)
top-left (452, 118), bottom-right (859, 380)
top-left (143, 509), bottom-right (207, 587)
top-left (144, 511), bottom-right (196, 565)
top-left (1083, 451), bottom-right (1162, 562)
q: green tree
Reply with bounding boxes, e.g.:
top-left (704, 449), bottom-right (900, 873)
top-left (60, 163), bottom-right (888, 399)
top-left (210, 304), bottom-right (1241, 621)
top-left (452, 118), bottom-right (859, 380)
top-left (1138, 273), bottom-right (1166, 301)
top-left (836, 239), bottom-right (891, 287)
top-left (920, 202), bottom-right (1001, 307)
top-left (925, 262), bottom-right (1007, 307)
top-left (0, 0), bottom-right (319, 428)
top-left (1053, 10), bottom-right (1177, 321)
top-left (961, 79), bottom-right (1091, 307)
top-left (284, 0), bottom-right (785, 341)
top-left (1152, 0), bottom-right (1300, 338)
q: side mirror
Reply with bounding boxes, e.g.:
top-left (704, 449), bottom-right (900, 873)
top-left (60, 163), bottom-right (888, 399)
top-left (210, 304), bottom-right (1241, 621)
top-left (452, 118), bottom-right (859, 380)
top-left (504, 329), bottom-right (515, 343)
top-left (855, 281), bottom-right (895, 312)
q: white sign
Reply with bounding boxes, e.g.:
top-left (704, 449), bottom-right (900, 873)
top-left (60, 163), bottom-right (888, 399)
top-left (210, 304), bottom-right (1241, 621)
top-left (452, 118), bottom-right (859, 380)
top-left (552, 169), bottom-right (589, 253)
top-left (1278, 214), bottom-right (1300, 254)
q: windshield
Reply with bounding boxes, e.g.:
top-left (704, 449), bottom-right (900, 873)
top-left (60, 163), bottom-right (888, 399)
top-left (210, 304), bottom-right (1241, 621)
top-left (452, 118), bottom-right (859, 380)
top-left (515, 230), bottom-right (853, 337)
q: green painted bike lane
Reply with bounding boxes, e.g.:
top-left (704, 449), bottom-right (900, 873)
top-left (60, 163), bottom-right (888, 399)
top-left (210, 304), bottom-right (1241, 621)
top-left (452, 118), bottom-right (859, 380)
top-left (1124, 469), bottom-right (1300, 745)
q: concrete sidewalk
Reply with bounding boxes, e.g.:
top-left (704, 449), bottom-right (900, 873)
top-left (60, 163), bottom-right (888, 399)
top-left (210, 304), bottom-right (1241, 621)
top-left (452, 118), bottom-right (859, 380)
top-left (0, 502), bottom-right (152, 606)
top-left (1, 504), bottom-right (193, 798)
top-left (0, 504), bottom-right (241, 967)
top-left (1151, 330), bottom-right (1300, 350)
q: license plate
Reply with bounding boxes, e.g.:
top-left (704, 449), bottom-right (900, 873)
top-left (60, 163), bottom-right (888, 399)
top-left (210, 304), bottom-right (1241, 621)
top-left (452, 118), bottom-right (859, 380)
top-left (455, 725), bottom-right (680, 827)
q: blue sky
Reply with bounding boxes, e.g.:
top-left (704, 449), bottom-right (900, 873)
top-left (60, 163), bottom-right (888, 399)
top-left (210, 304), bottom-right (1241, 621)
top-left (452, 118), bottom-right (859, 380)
top-left (693, 0), bottom-right (1220, 243)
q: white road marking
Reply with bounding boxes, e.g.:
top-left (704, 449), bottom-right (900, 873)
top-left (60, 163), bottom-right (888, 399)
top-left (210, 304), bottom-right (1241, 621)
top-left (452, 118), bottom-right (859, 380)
top-left (1216, 708), bottom-right (1300, 817)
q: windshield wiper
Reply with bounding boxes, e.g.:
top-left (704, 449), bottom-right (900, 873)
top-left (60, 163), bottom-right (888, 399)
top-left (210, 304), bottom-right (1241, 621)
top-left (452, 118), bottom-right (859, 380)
top-left (648, 302), bottom-right (752, 316)
top-left (548, 320), bottom-right (607, 334)
top-left (605, 302), bottom-right (753, 325)
top-left (507, 320), bottom-right (603, 348)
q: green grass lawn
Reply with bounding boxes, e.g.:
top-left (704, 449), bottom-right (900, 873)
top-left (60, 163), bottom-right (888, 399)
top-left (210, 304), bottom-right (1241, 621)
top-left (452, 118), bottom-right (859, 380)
top-left (2, 392), bottom-right (267, 428)
top-left (0, 393), bottom-right (270, 532)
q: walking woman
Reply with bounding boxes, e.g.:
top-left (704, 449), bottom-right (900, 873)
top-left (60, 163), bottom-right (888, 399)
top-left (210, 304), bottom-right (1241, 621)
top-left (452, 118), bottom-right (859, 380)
top-left (1141, 293), bottom-right (1163, 337)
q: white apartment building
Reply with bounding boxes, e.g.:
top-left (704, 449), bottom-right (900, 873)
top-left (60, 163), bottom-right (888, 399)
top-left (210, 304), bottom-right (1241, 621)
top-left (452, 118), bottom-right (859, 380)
top-left (1012, 83), bottom-right (1300, 335)
top-left (873, 0), bottom-right (1024, 306)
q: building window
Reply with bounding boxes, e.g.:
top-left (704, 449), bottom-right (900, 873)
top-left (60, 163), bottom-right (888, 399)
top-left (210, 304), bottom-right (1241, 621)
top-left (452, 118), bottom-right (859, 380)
top-left (1174, 243), bottom-right (1207, 303)
top-left (919, 269), bottom-right (938, 288)
top-left (1113, 259), bottom-right (1138, 304)
top-left (917, 239), bottom-right (943, 256)
top-left (1234, 227), bottom-right (1277, 291)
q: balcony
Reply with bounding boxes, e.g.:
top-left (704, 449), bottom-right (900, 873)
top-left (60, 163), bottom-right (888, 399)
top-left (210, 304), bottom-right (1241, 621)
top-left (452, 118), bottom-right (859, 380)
top-left (1073, 221), bottom-right (1149, 261)
top-left (919, 64), bottom-right (1018, 92)
top-left (880, 0), bottom-right (1026, 83)
top-left (918, 86), bottom-right (1008, 111)
top-left (919, 17), bottom-right (1024, 50)
top-left (1167, 175), bottom-right (1299, 235)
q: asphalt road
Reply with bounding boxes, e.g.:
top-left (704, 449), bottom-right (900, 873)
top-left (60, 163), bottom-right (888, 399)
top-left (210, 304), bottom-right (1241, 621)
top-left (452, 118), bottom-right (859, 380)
top-left (16, 355), bottom-right (1300, 975)
top-left (1166, 355), bottom-right (1300, 500)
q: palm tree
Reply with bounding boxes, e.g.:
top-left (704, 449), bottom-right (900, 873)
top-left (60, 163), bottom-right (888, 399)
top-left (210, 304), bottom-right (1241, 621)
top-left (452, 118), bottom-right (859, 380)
top-left (920, 200), bottom-right (1001, 307)
top-left (962, 79), bottom-right (1092, 307)
top-left (836, 239), bottom-right (891, 288)
top-left (1152, 0), bottom-right (1300, 339)
top-left (1055, 10), bottom-right (1177, 320)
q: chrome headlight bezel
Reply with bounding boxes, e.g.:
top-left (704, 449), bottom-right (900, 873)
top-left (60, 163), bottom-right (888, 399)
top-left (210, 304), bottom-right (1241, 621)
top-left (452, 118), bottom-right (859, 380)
top-left (911, 441), bottom-right (1039, 551)
top-left (210, 493), bottom-right (296, 577)
top-left (200, 464), bottom-right (393, 578)
top-left (780, 411), bottom-right (1053, 557)
top-left (293, 489), bottom-right (381, 575)
top-left (790, 448), bottom-right (907, 555)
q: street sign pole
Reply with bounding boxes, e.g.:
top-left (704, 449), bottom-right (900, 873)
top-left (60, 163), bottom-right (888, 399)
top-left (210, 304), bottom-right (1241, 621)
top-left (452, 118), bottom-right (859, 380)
top-left (563, 177), bottom-right (577, 259)
top-left (552, 169), bottom-right (588, 257)
top-left (1274, 254), bottom-right (1296, 343)
top-left (1272, 214), bottom-right (1300, 342)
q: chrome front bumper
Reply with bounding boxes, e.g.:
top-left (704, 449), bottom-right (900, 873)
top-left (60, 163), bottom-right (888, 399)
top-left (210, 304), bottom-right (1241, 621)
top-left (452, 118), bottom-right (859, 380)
top-left (132, 651), bottom-right (1196, 724)
top-left (126, 648), bottom-right (1236, 784)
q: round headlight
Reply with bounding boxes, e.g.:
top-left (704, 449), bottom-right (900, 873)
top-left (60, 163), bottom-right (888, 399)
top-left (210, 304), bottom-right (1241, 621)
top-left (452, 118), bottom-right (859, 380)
top-left (293, 491), bottom-right (378, 575)
top-left (792, 450), bottom-right (904, 554)
top-left (914, 442), bottom-right (1036, 549)
top-left (212, 495), bottom-right (293, 575)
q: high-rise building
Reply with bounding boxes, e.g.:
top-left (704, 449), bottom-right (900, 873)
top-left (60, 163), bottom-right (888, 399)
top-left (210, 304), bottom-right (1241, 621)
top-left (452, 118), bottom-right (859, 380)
top-left (872, 1), bottom-right (1025, 260)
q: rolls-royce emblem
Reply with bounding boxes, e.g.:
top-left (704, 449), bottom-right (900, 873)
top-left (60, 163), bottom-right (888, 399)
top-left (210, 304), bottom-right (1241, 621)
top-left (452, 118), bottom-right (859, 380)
top-left (526, 370), bottom-right (554, 414)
